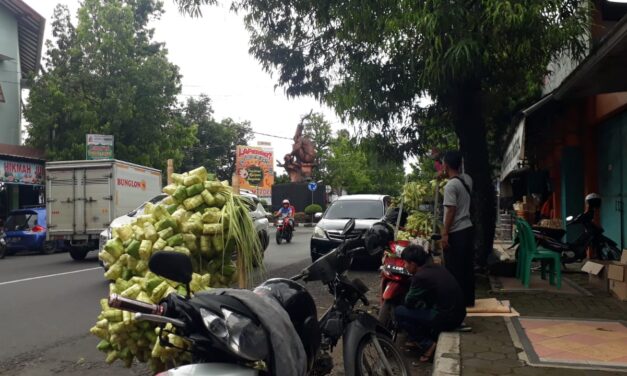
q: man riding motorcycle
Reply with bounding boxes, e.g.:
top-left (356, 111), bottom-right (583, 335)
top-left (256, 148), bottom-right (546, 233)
top-left (275, 199), bottom-right (295, 231)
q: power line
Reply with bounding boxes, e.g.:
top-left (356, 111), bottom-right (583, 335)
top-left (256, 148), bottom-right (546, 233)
top-left (251, 131), bottom-right (292, 140)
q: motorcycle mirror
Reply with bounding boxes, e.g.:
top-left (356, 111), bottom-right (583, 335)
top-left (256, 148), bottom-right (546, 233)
top-left (431, 234), bottom-right (442, 241)
top-left (566, 215), bottom-right (574, 222)
top-left (342, 219), bottom-right (356, 235)
top-left (149, 251), bottom-right (193, 285)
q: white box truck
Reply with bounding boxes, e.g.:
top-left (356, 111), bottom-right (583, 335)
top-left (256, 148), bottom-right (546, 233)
top-left (45, 160), bottom-right (162, 260)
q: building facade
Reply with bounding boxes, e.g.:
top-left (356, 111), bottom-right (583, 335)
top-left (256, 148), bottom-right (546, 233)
top-left (0, 0), bottom-right (45, 220)
top-left (0, 0), bottom-right (44, 144)
top-left (501, 2), bottom-right (627, 249)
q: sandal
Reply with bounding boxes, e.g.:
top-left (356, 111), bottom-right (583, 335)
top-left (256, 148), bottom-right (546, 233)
top-left (419, 342), bottom-right (436, 363)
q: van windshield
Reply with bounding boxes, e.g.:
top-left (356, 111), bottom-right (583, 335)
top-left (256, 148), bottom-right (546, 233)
top-left (324, 200), bottom-right (384, 220)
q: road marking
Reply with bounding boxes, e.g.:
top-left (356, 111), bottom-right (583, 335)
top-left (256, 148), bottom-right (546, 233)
top-left (0, 267), bottom-right (102, 286)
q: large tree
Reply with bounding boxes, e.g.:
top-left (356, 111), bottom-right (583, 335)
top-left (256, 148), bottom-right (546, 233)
top-left (25, 1), bottom-right (196, 171)
top-left (174, 0), bottom-right (590, 257)
top-left (180, 95), bottom-right (254, 180)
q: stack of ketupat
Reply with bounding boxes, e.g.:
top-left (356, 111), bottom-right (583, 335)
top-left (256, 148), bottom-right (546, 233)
top-left (91, 166), bottom-right (262, 372)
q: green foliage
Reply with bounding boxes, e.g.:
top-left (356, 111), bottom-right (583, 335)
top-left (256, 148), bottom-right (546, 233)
top-left (327, 134), bottom-right (371, 195)
top-left (293, 212), bottom-right (308, 223)
top-left (304, 204), bottom-right (323, 215)
top-left (327, 131), bottom-right (405, 196)
top-left (274, 173), bottom-right (291, 184)
top-left (179, 95), bottom-right (253, 181)
top-left (25, 1), bottom-right (196, 171)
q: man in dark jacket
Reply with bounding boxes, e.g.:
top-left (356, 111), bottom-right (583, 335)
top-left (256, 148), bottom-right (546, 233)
top-left (394, 245), bottom-right (466, 362)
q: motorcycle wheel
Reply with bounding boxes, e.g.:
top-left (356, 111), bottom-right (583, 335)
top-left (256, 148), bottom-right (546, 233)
top-left (356, 333), bottom-right (409, 376)
top-left (0, 245), bottom-right (6, 259)
top-left (377, 301), bottom-right (395, 330)
top-left (604, 243), bottom-right (621, 261)
top-left (286, 231), bottom-right (293, 243)
top-left (276, 230), bottom-right (282, 245)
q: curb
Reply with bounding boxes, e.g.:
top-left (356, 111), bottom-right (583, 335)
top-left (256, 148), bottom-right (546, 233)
top-left (432, 332), bottom-right (461, 376)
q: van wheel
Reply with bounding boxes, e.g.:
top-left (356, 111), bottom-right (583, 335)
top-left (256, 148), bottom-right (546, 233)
top-left (41, 242), bottom-right (56, 255)
top-left (70, 247), bottom-right (88, 261)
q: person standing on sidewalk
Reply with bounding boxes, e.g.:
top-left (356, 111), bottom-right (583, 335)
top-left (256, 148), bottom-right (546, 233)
top-left (394, 245), bottom-right (466, 362)
top-left (441, 151), bottom-right (475, 307)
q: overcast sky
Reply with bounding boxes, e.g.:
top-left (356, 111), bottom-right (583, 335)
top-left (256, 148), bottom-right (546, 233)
top-left (28, 0), bottom-right (347, 173)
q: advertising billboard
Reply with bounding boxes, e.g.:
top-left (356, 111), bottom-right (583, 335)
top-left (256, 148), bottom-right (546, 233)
top-left (86, 134), bottom-right (114, 160)
top-left (235, 145), bottom-right (274, 197)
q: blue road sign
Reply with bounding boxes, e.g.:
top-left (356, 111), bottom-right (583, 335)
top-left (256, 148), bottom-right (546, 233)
top-left (308, 182), bottom-right (318, 192)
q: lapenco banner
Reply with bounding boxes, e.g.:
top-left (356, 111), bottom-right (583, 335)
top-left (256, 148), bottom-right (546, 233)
top-left (235, 146), bottom-right (274, 197)
top-left (0, 159), bottom-right (45, 185)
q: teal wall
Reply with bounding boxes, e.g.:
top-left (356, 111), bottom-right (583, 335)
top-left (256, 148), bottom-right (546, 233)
top-left (560, 147), bottom-right (584, 242)
top-left (0, 5), bottom-right (22, 145)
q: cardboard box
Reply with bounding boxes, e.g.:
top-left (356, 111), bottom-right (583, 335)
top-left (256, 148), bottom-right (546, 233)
top-left (581, 260), bottom-right (612, 292)
top-left (607, 261), bottom-right (627, 301)
top-left (620, 249), bottom-right (627, 264)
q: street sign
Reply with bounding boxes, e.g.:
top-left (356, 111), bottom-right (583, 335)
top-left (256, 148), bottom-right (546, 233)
top-left (308, 182), bottom-right (318, 192)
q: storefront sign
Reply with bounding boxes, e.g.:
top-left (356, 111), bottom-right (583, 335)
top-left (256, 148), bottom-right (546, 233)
top-left (501, 119), bottom-right (525, 179)
top-left (235, 145), bottom-right (274, 197)
top-left (86, 134), bottom-right (114, 160)
top-left (0, 159), bottom-right (45, 185)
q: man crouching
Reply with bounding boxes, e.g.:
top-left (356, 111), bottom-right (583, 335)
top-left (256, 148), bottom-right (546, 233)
top-left (394, 245), bottom-right (466, 362)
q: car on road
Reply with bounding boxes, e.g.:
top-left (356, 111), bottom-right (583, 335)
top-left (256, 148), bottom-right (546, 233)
top-left (310, 194), bottom-right (391, 261)
top-left (3, 208), bottom-right (55, 255)
top-left (99, 192), bottom-right (270, 268)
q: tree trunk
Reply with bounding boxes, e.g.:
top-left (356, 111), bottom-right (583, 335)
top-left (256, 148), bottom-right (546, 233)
top-left (450, 84), bottom-right (496, 266)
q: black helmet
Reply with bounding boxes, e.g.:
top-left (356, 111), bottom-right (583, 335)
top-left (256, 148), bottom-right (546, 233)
top-left (253, 278), bottom-right (320, 371)
top-left (585, 193), bottom-right (601, 209)
top-left (365, 222), bottom-right (394, 254)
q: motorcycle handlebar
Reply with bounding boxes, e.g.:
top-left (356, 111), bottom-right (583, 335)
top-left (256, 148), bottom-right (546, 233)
top-left (109, 294), bottom-right (166, 316)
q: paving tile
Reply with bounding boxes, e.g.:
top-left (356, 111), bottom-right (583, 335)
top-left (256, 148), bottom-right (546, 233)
top-left (531, 344), bottom-right (566, 358)
top-left (567, 346), bottom-right (626, 362)
top-left (536, 337), bottom-right (588, 351)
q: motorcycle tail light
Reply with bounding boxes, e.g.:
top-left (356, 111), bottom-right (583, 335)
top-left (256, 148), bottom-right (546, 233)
top-left (31, 225), bottom-right (45, 233)
top-left (384, 256), bottom-right (405, 268)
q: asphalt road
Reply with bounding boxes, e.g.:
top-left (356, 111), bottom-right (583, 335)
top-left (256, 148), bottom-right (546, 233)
top-left (0, 228), bottom-right (313, 375)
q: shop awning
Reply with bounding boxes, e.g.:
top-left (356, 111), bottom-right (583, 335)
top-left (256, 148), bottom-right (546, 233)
top-left (555, 14), bottom-right (627, 99)
top-left (0, 0), bottom-right (46, 76)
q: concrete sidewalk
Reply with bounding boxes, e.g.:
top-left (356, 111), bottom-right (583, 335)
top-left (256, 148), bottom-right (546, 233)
top-left (446, 269), bottom-right (627, 376)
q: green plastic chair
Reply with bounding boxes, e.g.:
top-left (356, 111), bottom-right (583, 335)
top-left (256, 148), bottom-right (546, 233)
top-left (514, 218), bottom-right (562, 289)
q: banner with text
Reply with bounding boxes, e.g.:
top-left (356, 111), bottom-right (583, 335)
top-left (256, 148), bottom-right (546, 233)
top-left (235, 146), bottom-right (274, 197)
top-left (0, 159), bottom-right (45, 185)
top-left (86, 134), bottom-right (114, 160)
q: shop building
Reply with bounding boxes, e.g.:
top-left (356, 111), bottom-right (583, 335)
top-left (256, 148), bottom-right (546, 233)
top-left (501, 3), bottom-right (627, 249)
top-left (0, 144), bottom-right (45, 221)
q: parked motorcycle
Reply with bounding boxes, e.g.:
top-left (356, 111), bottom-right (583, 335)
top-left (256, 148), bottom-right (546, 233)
top-left (275, 216), bottom-right (293, 244)
top-left (377, 240), bottom-right (412, 329)
top-left (377, 234), bottom-right (441, 330)
top-left (531, 211), bottom-right (621, 263)
top-left (111, 219), bottom-right (409, 375)
top-left (0, 230), bottom-right (6, 259)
